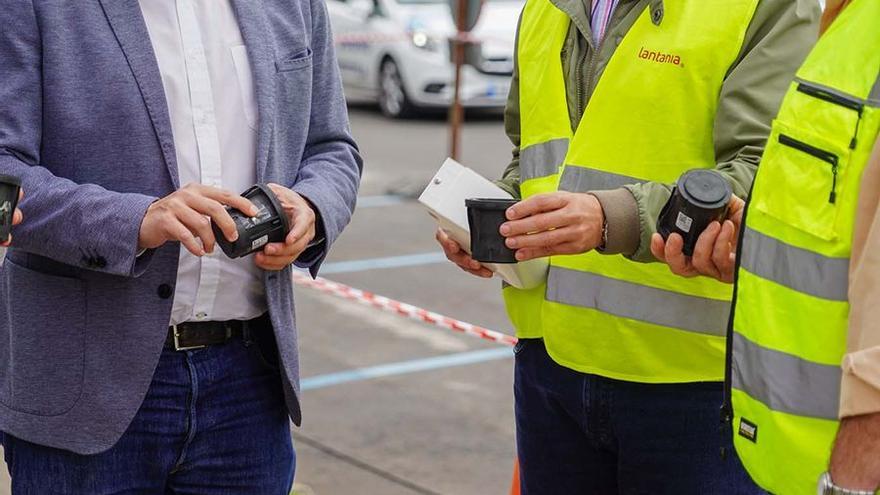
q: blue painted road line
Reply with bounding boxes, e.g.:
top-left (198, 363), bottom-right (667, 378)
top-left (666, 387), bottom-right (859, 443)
top-left (358, 195), bottom-right (409, 208)
top-left (320, 252), bottom-right (447, 274)
top-left (301, 348), bottom-right (513, 391)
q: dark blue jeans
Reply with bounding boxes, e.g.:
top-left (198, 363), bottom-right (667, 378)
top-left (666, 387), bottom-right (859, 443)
top-left (514, 339), bottom-right (760, 495)
top-left (2, 329), bottom-right (295, 494)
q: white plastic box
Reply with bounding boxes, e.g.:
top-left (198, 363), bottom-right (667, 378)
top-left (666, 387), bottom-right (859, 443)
top-left (419, 158), bottom-right (548, 290)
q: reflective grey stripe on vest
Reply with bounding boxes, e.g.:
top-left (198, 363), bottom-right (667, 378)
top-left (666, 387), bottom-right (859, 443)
top-left (740, 227), bottom-right (849, 302)
top-left (558, 166), bottom-right (646, 192)
top-left (546, 266), bottom-right (729, 336)
top-left (732, 332), bottom-right (841, 420)
top-left (520, 139), bottom-right (569, 181)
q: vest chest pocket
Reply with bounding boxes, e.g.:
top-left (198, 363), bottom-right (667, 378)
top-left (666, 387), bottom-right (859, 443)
top-left (752, 119), bottom-right (851, 241)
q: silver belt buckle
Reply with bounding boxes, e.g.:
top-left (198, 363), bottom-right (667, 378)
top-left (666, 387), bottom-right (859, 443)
top-left (172, 325), bottom-right (207, 352)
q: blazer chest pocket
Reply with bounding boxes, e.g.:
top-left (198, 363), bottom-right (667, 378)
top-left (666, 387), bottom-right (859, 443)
top-left (0, 258), bottom-right (86, 416)
top-left (276, 48), bottom-right (313, 73)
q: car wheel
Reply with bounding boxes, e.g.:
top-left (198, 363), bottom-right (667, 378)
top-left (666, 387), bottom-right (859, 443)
top-left (379, 58), bottom-right (415, 118)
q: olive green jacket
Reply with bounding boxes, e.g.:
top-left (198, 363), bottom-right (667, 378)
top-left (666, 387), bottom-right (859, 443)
top-left (497, 0), bottom-right (821, 262)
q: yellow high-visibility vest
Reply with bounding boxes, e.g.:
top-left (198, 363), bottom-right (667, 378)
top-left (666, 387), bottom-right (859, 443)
top-left (506, 0), bottom-right (758, 382)
top-left (730, 1), bottom-right (880, 492)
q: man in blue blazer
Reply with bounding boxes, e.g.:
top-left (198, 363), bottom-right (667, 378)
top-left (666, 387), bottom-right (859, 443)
top-left (0, 0), bottom-right (362, 492)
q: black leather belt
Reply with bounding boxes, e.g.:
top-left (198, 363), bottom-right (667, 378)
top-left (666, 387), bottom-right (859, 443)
top-left (166, 314), bottom-right (270, 351)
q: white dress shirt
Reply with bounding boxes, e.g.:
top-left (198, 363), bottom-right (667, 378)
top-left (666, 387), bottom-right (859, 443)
top-left (139, 0), bottom-right (267, 325)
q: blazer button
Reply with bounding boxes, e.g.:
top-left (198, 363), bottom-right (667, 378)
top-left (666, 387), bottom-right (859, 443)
top-left (157, 284), bottom-right (174, 300)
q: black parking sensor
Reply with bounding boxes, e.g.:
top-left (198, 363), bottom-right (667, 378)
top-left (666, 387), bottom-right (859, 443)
top-left (466, 198), bottom-right (518, 264)
top-left (657, 169), bottom-right (732, 257)
top-left (213, 183), bottom-right (291, 259)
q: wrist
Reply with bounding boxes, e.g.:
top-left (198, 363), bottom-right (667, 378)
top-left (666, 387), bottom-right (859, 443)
top-left (137, 199), bottom-right (161, 250)
top-left (828, 413), bottom-right (880, 493)
top-left (596, 209), bottom-right (608, 251)
top-left (820, 472), bottom-right (877, 495)
top-left (829, 466), bottom-right (880, 492)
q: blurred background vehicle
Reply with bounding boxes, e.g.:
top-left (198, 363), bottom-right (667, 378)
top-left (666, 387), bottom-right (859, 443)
top-left (328, 0), bottom-right (522, 118)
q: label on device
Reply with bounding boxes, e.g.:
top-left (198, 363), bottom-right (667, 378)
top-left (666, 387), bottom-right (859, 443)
top-left (251, 235), bottom-right (269, 251)
top-left (675, 212), bottom-right (694, 233)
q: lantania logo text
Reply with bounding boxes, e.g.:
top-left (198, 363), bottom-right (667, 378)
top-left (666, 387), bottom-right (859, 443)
top-left (638, 46), bottom-right (683, 67)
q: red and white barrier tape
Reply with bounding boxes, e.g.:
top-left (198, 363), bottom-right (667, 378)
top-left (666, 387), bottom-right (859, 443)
top-left (292, 272), bottom-right (518, 347)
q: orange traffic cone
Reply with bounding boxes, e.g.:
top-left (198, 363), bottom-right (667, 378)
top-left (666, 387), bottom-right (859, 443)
top-left (509, 458), bottom-right (521, 495)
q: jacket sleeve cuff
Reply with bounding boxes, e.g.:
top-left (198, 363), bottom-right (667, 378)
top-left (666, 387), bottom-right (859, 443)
top-left (840, 347), bottom-right (880, 418)
top-left (294, 206), bottom-right (327, 270)
top-left (117, 194), bottom-right (159, 277)
top-left (590, 188), bottom-right (640, 256)
top-left (290, 182), bottom-right (333, 276)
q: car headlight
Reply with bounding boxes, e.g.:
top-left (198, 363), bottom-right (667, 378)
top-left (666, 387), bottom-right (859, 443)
top-left (410, 30), bottom-right (440, 52)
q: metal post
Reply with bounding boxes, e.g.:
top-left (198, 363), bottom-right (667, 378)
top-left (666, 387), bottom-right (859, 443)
top-left (449, 0), bottom-right (467, 160)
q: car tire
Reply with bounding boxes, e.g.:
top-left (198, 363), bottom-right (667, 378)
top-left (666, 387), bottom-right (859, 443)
top-left (378, 57), bottom-right (416, 119)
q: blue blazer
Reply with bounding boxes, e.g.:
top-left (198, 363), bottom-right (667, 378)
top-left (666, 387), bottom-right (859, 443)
top-left (0, 0), bottom-right (361, 454)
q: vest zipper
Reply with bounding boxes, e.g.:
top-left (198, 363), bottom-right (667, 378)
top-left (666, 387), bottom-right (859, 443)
top-left (578, 17), bottom-right (607, 119)
top-left (576, 40), bottom-right (591, 119)
top-left (796, 80), bottom-right (865, 150)
top-left (583, 49), bottom-right (601, 116)
top-left (720, 169), bottom-right (760, 460)
top-left (778, 134), bottom-right (840, 203)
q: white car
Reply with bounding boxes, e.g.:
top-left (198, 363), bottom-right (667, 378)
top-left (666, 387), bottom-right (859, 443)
top-left (328, 0), bottom-right (523, 118)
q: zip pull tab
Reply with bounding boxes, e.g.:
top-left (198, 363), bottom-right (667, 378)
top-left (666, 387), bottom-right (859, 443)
top-left (777, 134), bottom-right (841, 204)
top-left (851, 108), bottom-right (864, 150)
top-left (830, 160), bottom-right (839, 204)
top-left (719, 404), bottom-right (732, 460)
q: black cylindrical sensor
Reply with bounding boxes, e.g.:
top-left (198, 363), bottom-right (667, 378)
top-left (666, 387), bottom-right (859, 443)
top-left (656, 169), bottom-right (732, 256)
top-left (466, 198), bottom-right (518, 264)
top-left (0, 174), bottom-right (22, 243)
top-left (213, 184), bottom-right (291, 259)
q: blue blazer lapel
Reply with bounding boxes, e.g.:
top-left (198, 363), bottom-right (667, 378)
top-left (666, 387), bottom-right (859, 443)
top-left (230, 0), bottom-right (277, 183)
top-left (98, 0), bottom-right (180, 188)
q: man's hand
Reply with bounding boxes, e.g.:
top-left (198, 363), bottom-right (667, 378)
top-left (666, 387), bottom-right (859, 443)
top-left (254, 183), bottom-right (317, 271)
top-left (2, 189), bottom-right (24, 247)
top-left (436, 228), bottom-right (493, 278)
top-left (500, 192), bottom-right (604, 262)
top-left (138, 183), bottom-right (259, 257)
top-left (650, 195), bottom-right (745, 284)
top-left (829, 413), bottom-right (880, 491)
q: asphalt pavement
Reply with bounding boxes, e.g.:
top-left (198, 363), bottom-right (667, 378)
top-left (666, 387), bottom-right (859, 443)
top-left (0, 105), bottom-right (518, 495)
top-left (292, 105), bottom-right (517, 495)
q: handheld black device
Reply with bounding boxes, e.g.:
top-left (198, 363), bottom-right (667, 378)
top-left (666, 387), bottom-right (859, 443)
top-left (0, 174), bottom-right (22, 242)
top-left (657, 169), bottom-right (732, 257)
top-left (466, 198), bottom-right (518, 264)
top-left (213, 184), bottom-right (291, 259)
